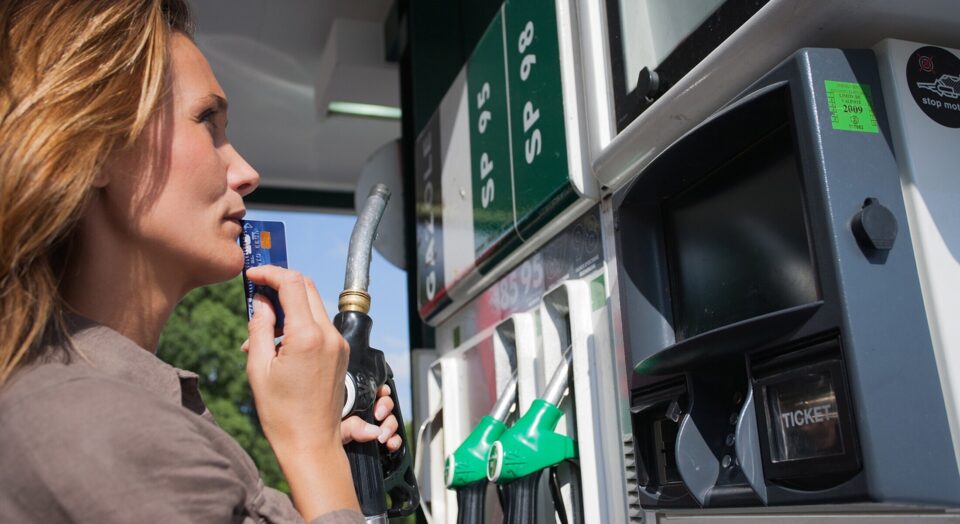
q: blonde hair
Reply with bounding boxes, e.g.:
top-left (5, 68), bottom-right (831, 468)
top-left (0, 0), bottom-right (192, 385)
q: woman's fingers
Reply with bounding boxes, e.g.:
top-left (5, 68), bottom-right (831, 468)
top-left (245, 265), bottom-right (314, 330)
top-left (302, 276), bottom-right (330, 326)
top-left (374, 394), bottom-right (394, 422)
top-left (377, 413), bottom-right (399, 444)
top-left (340, 416), bottom-right (384, 445)
top-left (386, 434), bottom-right (402, 452)
top-left (373, 385), bottom-right (399, 446)
top-left (244, 265), bottom-right (352, 459)
top-left (246, 294), bottom-right (277, 375)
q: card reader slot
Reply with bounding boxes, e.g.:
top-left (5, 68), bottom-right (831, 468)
top-left (630, 376), bottom-right (693, 506)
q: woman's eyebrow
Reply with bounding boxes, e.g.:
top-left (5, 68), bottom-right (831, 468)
top-left (200, 94), bottom-right (228, 112)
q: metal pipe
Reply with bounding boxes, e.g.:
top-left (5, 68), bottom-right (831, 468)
top-left (340, 184), bottom-right (390, 313)
top-left (543, 346), bottom-right (573, 407)
top-left (490, 376), bottom-right (519, 422)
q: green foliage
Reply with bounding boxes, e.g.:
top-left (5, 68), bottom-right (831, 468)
top-left (157, 277), bottom-right (288, 494)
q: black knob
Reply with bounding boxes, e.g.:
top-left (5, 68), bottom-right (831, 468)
top-left (852, 198), bottom-right (897, 252)
top-left (636, 67), bottom-right (661, 101)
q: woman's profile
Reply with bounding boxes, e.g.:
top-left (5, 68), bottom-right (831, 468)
top-left (0, 1), bottom-right (399, 522)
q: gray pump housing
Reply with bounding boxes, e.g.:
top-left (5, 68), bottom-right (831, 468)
top-left (615, 48), bottom-right (960, 509)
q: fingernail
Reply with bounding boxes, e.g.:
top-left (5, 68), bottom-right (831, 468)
top-left (364, 424), bottom-right (383, 439)
top-left (378, 430), bottom-right (389, 444)
top-left (375, 405), bottom-right (388, 421)
top-left (253, 294), bottom-right (266, 312)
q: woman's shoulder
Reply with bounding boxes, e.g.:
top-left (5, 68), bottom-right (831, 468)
top-left (0, 362), bottom-right (256, 522)
top-left (0, 360), bottom-right (197, 439)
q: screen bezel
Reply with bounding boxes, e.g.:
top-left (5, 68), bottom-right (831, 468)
top-left (617, 83), bottom-right (838, 378)
top-left (662, 123), bottom-right (822, 343)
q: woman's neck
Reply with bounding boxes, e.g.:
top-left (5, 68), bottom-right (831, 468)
top-left (64, 273), bottom-right (179, 353)
top-left (61, 209), bottom-right (185, 353)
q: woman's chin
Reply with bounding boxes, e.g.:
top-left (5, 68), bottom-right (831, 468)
top-left (222, 247), bottom-right (246, 279)
top-left (198, 246), bottom-right (246, 285)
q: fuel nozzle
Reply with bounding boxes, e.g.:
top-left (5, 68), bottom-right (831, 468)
top-left (336, 184), bottom-right (419, 521)
top-left (446, 376), bottom-right (519, 488)
top-left (487, 348), bottom-right (577, 484)
top-left (339, 183), bottom-right (390, 314)
top-left (339, 184), bottom-right (390, 419)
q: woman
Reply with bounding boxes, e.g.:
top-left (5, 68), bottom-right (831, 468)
top-left (0, 1), bottom-right (399, 522)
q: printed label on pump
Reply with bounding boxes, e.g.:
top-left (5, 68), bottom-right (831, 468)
top-left (825, 80), bottom-right (879, 133)
top-left (905, 46), bottom-right (960, 128)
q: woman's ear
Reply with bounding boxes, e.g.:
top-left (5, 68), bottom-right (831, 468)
top-left (97, 140), bottom-right (141, 189)
top-left (92, 168), bottom-right (111, 188)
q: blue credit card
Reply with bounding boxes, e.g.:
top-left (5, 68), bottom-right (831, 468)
top-left (239, 220), bottom-right (287, 330)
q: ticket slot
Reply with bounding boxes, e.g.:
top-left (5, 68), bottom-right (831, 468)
top-left (750, 338), bottom-right (861, 491)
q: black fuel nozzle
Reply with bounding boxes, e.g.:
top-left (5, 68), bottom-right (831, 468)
top-left (446, 375), bottom-right (518, 524)
top-left (492, 348), bottom-right (583, 524)
top-left (336, 184), bottom-right (419, 522)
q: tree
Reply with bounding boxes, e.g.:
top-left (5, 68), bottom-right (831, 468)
top-left (157, 277), bottom-right (288, 493)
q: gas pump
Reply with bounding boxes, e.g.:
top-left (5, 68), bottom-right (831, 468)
top-left (484, 275), bottom-right (621, 524)
top-left (614, 48), bottom-right (960, 509)
top-left (429, 312), bottom-right (530, 523)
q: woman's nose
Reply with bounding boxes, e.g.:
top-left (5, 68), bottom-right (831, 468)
top-left (227, 145), bottom-right (260, 197)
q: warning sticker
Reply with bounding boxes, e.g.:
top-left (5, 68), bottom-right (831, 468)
top-left (825, 80), bottom-right (879, 133)
top-left (906, 46), bottom-right (960, 129)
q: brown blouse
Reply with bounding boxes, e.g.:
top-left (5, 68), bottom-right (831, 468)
top-left (0, 316), bottom-right (363, 524)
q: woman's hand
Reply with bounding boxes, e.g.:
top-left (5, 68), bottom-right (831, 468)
top-left (341, 385), bottom-right (403, 452)
top-left (245, 266), bottom-right (346, 451)
top-left (243, 265), bottom-right (358, 518)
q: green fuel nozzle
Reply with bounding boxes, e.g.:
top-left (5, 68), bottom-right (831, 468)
top-left (486, 348), bottom-right (577, 484)
top-left (445, 376), bottom-right (518, 488)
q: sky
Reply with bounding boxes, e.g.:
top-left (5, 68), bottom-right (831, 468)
top-left (246, 208), bottom-right (413, 418)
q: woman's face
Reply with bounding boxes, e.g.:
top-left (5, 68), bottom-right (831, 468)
top-left (99, 33), bottom-right (259, 292)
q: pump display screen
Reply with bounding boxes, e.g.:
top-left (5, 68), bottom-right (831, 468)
top-left (763, 364), bottom-right (845, 463)
top-left (664, 126), bottom-right (819, 340)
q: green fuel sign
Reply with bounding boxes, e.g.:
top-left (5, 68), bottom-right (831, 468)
top-left (415, 0), bottom-right (585, 322)
top-left (503, 1), bottom-right (569, 234)
top-left (467, 9), bottom-right (514, 256)
top-left (467, 0), bottom-right (569, 257)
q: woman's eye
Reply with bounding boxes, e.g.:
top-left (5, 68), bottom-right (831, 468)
top-left (195, 103), bottom-right (229, 144)
top-left (198, 111), bottom-right (216, 128)
top-left (197, 108), bottom-right (222, 133)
